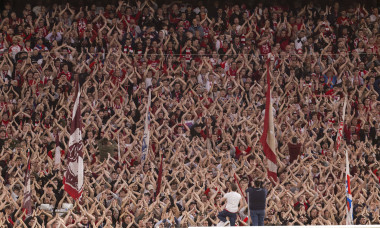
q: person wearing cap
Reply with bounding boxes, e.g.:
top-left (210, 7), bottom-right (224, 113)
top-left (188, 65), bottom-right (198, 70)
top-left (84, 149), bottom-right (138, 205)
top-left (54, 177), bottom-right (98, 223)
top-left (146, 184), bottom-right (155, 195)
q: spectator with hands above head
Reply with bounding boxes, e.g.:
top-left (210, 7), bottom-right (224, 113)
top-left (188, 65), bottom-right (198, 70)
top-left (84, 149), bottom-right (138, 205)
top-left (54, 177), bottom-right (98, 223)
top-left (0, 0), bottom-right (379, 227)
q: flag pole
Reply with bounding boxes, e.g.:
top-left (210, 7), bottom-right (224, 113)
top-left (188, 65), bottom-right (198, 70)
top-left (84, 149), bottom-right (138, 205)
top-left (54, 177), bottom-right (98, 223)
top-left (247, 191), bottom-right (251, 225)
top-left (54, 131), bottom-right (61, 167)
top-left (141, 89), bottom-right (152, 165)
top-left (336, 96), bottom-right (347, 151)
top-left (117, 133), bottom-right (121, 161)
top-left (22, 149), bottom-right (32, 218)
top-left (345, 150), bottom-right (353, 225)
top-left (229, 143), bottom-right (246, 200)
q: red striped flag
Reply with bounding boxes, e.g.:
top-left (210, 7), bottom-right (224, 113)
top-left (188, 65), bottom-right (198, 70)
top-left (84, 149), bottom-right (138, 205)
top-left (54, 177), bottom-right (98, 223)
top-left (63, 80), bottom-right (84, 200)
top-left (22, 149), bottom-right (32, 217)
top-left (260, 62), bottom-right (278, 182)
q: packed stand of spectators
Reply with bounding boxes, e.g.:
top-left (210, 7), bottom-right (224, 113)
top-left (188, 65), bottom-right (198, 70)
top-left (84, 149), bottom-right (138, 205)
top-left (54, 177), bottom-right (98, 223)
top-left (0, 0), bottom-right (379, 226)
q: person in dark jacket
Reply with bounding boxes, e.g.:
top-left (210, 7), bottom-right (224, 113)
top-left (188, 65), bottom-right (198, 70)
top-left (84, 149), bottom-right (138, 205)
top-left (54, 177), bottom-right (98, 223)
top-left (246, 180), bottom-right (267, 226)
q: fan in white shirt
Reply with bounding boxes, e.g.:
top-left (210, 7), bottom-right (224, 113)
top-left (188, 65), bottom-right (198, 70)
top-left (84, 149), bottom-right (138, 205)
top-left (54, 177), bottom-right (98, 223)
top-left (217, 184), bottom-right (243, 226)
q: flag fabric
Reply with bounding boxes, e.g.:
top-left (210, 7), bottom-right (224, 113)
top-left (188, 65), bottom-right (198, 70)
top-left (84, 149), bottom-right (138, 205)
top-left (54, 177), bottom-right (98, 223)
top-left (260, 62), bottom-right (278, 182)
top-left (155, 154), bottom-right (163, 200)
top-left (345, 150), bottom-right (353, 225)
top-left (54, 132), bottom-right (61, 166)
top-left (22, 149), bottom-right (32, 217)
top-left (63, 80), bottom-right (84, 200)
top-left (141, 90), bottom-right (152, 163)
top-left (336, 96), bottom-right (347, 150)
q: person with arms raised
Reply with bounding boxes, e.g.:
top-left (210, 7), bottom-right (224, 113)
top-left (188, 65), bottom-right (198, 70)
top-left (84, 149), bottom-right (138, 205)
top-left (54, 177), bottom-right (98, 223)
top-left (217, 184), bottom-right (243, 226)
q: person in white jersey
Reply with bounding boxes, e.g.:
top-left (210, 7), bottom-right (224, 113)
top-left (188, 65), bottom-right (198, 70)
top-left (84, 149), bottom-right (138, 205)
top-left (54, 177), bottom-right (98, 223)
top-left (217, 184), bottom-right (243, 226)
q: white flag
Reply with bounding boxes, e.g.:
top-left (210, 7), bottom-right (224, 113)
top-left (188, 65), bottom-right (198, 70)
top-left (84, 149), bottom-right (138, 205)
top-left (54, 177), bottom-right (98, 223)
top-left (22, 149), bottom-right (32, 217)
top-left (141, 90), bottom-right (151, 163)
top-left (54, 132), bottom-right (61, 166)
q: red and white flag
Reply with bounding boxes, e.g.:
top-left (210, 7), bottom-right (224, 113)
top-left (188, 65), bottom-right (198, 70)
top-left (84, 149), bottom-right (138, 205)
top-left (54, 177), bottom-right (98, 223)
top-left (260, 62), bottom-right (278, 182)
top-left (22, 149), bottom-right (32, 217)
top-left (63, 80), bottom-right (84, 200)
top-left (336, 96), bottom-right (347, 151)
top-left (54, 131), bottom-right (61, 166)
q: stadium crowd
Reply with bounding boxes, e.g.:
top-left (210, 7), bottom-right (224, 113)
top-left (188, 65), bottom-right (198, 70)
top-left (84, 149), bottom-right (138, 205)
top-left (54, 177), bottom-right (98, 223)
top-left (0, 0), bottom-right (379, 226)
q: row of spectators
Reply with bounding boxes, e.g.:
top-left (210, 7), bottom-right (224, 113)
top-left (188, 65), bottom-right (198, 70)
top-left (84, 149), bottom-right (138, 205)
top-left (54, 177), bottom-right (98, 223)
top-left (0, 0), bottom-right (379, 227)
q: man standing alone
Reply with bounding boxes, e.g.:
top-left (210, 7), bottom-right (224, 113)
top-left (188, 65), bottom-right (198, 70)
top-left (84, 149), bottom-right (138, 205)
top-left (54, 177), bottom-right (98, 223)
top-left (217, 184), bottom-right (242, 226)
top-left (246, 180), bottom-right (267, 226)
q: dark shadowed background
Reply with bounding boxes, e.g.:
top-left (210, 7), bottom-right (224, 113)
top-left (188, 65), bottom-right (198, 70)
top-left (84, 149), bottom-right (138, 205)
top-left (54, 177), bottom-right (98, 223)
top-left (0, 0), bottom-right (378, 15)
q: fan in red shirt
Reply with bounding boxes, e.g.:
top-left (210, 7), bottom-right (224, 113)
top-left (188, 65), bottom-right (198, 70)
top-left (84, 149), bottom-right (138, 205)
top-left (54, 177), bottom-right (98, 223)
top-left (276, 29), bottom-right (291, 51)
top-left (34, 19), bottom-right (48, 37)
top-left (337, 10), bottom-right (350, 26)
top-left (258, 31), bottom-right (273, 56)
top-left (58, 64), bottom-right (72, 81)
top-left (110, 69), bottom-right (126, 85)
top-left (118, 2), bottom-right (142, 24)
top-left (234, 132), bottom-right (252, 159)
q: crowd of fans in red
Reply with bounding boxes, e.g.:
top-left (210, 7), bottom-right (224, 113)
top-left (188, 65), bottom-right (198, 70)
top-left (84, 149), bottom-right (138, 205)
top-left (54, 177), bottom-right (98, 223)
top-left (0, 0), bottom-right (379, 227)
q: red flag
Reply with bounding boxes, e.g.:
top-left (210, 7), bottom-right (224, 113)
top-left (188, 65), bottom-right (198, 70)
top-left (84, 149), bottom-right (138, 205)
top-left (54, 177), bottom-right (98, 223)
top-left (260, 62), bottom-right (278, 182)
top-left (155, 155), bottom-right (163, 200)
top-left (63, 80), bottom-right (84, 199)
top-left (22, 149), bottom-right (32, 217)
